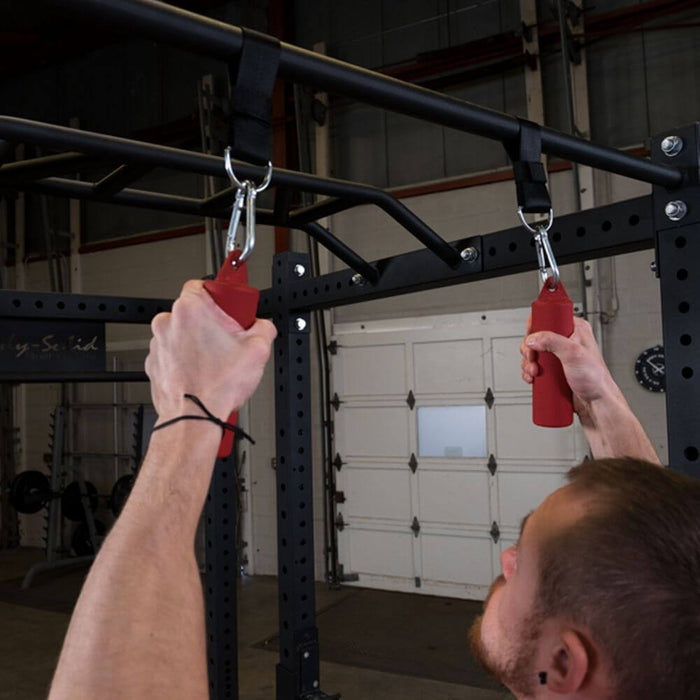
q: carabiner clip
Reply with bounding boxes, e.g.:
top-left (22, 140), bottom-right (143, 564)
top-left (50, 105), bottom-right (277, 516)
top-left (517, 207), bottom-right (559, 290)
top-left (223, 147), bottom-right (273, 265)
top-left (534, 227), bottom-right (560, 290)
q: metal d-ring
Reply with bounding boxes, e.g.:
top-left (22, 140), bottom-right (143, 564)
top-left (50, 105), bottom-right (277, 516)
top-left (224, 147), bottom-right (273, 193)
top-left (517, 207), bottom-right (553, 235)
top-left (517, 208), bottom-right (559, 290)
top-left (224, 147), bottom-right (273, 263)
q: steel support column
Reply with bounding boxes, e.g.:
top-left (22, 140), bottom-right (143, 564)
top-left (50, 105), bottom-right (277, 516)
top-left (653, 123), bottom-right (700, 475)
top-left (272, 252), bottom-right (328, 699)
top-left (205, 453), bottom-right (240, 700)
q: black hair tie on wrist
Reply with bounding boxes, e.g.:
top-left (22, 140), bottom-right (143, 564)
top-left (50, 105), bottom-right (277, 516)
top-left (152, 393), bottom-right (255, 445)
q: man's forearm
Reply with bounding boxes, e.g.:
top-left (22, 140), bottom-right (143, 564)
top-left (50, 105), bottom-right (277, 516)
top-left (580, 386), bottom-right (662, 465)
top-left (49, 421), bottom-right (221, 700)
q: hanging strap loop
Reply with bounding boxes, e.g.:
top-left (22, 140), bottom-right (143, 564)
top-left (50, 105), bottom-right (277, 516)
top-left (228, 28), bottom-right (281, 166)
top-left (504, 118), bottom-right (551, 214)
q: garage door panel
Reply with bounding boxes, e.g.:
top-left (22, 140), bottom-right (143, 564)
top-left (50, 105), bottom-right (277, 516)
top-left (413, 339), bottom-right (484, 394)
top-left (495, 404), bottom-right (577, 460)
top-left (345, 467), bottom-right (411, 521)
top-left (421, 533), bottom-right (494, 587)
top-left (336, 406), bottom-right (409, 457)
top-left (332, 309), bottom-right (585, 599)
top-left (498, 470), bottom-right (569, 528)
top-left (418, 470), bottom-right (490, 526)
top-left (492, 336), bottom-right (526, 392)
top-left (336, 344), bottom-right (406, 397)
top-left (347, 529), bottom-right (415, 579)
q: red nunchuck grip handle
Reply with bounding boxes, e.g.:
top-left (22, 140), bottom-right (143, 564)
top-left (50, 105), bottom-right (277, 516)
top-left (530, 279), bottom-right (574, 428)
top-left (203, 250), bottom-right (260, 458)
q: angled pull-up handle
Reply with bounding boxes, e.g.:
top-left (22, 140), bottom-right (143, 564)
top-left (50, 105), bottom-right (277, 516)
top-left (203, 250), bottom-right (260, 458)
top-left (504, 119), bottom-right (551, 215)
top-left (228, 27), bottom-right (280, 166)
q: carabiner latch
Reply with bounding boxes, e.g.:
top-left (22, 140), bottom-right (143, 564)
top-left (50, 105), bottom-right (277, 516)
top-left (517, 207), bottom-right (559, 290)
top-left (224, 147), bottom-right (273, 265)
top-left (534, 227), bottom-right (560, 290)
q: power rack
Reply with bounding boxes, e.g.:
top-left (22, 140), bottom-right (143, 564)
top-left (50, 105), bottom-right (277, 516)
top-left (1, 2), bottom-right (698, 698)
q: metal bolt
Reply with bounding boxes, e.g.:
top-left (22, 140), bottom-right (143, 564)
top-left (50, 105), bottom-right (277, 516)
top-left (661, 135), bottom-right (684, 157)
top-left (293, 264), bottom-right (306, 277)
top-left (665, 200), bottom-right (688, 222)
top-left (351, 273), bottom-right (366, 286)
top-left (650, 261), bottom-right (658, 273)
top-left (295, 317), bottom-right (307, 331)
top-left (303, 652), bottom-right (310, 660)
top-left (460, 246), bottom-right (479, 263)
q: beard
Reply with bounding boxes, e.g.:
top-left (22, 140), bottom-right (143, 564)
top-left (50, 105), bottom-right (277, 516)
top-left (468, 575), bottom-right (541, 698)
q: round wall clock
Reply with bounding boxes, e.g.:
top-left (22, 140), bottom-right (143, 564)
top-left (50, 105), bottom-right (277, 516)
top-left (634, 345), bottom-right (665, 393)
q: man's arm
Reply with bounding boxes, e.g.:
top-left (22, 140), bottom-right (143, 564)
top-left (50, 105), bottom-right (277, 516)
top-left (48, 280), bottom-right (276, 700)
top-left (521, 316), bottom-right (662, 465)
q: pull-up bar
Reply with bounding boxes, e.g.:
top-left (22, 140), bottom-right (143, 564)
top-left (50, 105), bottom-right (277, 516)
top-left (0, 117), bottom-right (460, 269)
top-left (61, 0), bottom-right (683, 189)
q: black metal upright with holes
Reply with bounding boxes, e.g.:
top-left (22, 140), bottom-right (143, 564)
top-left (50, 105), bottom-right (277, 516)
top-left (652, 124), bottom-right (700, 476)
top-left (205, 453), bottom-right (240, 700)
top-left (272, 252), bottom-right (326, 700)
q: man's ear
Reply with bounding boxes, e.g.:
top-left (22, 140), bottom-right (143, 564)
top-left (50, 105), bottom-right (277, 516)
top-left (544, 629), bottom-right (590, 694)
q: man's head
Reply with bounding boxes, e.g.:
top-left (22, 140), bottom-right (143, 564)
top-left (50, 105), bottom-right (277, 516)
top-left (470, 458), bottom-right (700, 699)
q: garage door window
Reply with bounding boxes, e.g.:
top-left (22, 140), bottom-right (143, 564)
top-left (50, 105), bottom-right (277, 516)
top-left (417, 405), bottom-right (487, 458)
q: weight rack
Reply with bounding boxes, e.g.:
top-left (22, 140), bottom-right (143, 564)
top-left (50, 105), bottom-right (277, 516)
top-left (1, 2), bottom-right (699, 699)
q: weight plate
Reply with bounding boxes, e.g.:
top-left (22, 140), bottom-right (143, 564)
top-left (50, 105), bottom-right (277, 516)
top-left (61, 481), bottom-right (99, 522)
top-left (71, 519), bottom-right (106, 556)
top-left (9, 471), bottom-right (50, 514)
top-left (109, 474), bottom-right (135, 518)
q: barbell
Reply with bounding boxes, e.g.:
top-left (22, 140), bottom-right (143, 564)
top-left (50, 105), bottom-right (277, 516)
top-left (9, 471), bottom-right (99, 521)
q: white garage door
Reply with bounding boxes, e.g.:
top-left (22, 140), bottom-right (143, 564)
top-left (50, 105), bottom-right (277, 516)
top-left (331, 308), bottom-right (587, 600)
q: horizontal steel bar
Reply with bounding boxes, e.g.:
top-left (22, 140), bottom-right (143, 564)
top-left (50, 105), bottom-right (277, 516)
top-left (257, 196), bottom-right (655, 314)
top-left (0, 118), bottom-right (459, 266)
top-left (11, 177), bottom-right (380, 279)
top-left (60, 0), bottom-right (684, 188)
top-left (0, 290), bottom-right (171, 322)
top-left (0, 152), bottom-right (102, 182)
top-left (19, 176), bottom-right (206, 217)
top-left (94, 163), bottom-right (153, 196)
top-left (0, 372), bottom-right (149, 384)
top-left (0, 198), bottom-right (654, 325)
top-left (289, 198), bottom-right (360, 225)
top-left (201, 184), bottom-right (237, 213)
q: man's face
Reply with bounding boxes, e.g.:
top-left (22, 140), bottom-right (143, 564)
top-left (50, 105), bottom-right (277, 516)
top-left (469, 485), bottom-right (589, 698)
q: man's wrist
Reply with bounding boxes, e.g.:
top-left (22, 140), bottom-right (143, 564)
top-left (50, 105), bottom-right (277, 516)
top-left (585, 374), bottom-right (628, 427)
top-left (153, 393), bottom-right (237, 429)
top-left (147, 415), bottom-right (223, 464)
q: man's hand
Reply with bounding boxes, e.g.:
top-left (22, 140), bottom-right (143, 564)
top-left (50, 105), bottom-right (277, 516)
top-left (520, 315), bottom-right (661, 464)
top-left (145, 279), bottom-right (277, 424)
top-left (520, 316), bottom-right (619, 422)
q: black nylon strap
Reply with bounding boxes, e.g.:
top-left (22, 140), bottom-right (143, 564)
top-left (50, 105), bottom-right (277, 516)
top-left (504, 119), bottom-right (551, 214)
top-left (228, 28), bottom-right (281, 166)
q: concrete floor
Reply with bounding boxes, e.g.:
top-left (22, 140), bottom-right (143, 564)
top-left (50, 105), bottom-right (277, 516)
top-left (0, 548), bottom-right (512, 700)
